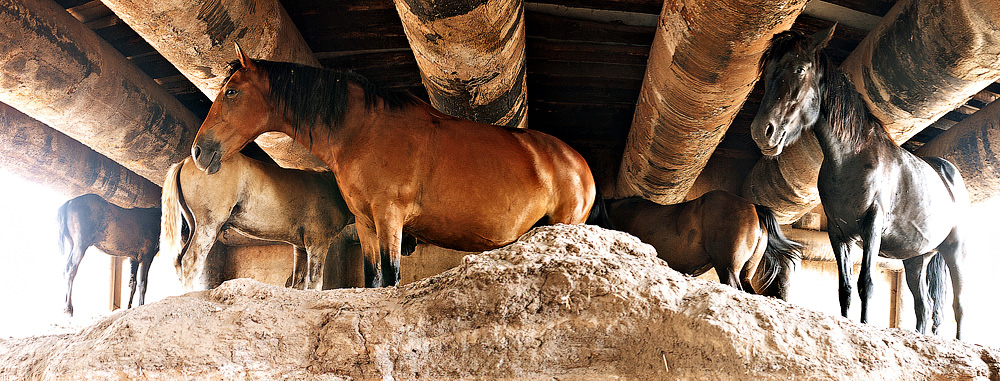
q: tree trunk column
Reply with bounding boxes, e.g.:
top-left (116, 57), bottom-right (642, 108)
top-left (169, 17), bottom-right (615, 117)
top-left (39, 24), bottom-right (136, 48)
top-left (0, 103), bottom-right (160, 208)
top-left (100, 0), bottom-right (329, 171)
top-left (615, 0), bottom-right (808, 203)
top-left (393, 0), bottom-right (528, 128)
top-left (0, 0), bottom-right (199, 184)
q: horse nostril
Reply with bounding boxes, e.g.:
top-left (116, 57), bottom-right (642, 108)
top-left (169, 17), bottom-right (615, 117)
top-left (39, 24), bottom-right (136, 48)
top-left (193, 145), bottom-right (201, 160)
top-left (765, 123), bottom-right (775, 138)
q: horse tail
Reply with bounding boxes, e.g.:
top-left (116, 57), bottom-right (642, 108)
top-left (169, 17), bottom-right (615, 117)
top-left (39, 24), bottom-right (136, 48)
top-left (161, 160), bottom-right (190, 269)
top-left (754, 204), bottom-right (803, 297)
top-left (927, 252), bottom-right (948, 333)
top-left (56, 200), bottom-right (72, 257)
top-left (585, 192), bottom-right (616, 230)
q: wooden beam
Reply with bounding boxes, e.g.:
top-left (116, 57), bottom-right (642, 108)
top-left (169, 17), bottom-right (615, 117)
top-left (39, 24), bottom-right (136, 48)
top-left (100, 0), bottom-right (329, 171)
top-left (916, 97), bottom-right (1000, 205)
top-left (393, 0), bottom-right (528, 127)
top-left (0, 0), bottom-right (199, 184)
top-left (0, 103), bottom-right (160, 208)
top-left (614, 0), bottom-right (808, 202)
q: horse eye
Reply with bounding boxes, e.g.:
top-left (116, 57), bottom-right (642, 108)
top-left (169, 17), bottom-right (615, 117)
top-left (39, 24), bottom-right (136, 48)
top-left (795, 66), bottom-right (806, 76)
top-left (224, 88), bottom-right (239, 99)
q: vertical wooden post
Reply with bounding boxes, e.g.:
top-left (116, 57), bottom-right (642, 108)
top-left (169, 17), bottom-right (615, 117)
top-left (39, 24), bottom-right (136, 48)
top-left (888, 269), bottom-right (903, 329)
top-left (109, 256), bottom-right (124, 311)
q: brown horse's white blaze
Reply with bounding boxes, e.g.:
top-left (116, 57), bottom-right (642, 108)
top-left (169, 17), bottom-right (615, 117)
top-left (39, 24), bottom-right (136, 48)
top-left (192, 45), bottom-right (596, 287)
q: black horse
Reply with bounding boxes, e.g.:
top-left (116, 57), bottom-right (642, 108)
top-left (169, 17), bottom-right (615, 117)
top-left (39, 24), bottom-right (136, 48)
top-left (58, 194), bottom-right (160, 316)
top-left (750, 26), bottom-right (971, 338)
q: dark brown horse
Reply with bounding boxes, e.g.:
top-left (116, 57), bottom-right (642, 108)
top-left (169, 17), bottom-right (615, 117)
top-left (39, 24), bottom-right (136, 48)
top-left (604, 190), bottom-right (802, 299)
top-left (190, 45), bottom-right (596, 287)
top-left (58, 194), bottom-right (160, 316)
top-left (750, 26), bottom-right (971, 338)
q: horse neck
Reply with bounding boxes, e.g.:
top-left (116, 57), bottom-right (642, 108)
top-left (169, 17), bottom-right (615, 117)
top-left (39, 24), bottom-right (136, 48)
top-left (280, 84), bottom-right (377, 167)
top-left (812, 58), bottom-right (893, 162)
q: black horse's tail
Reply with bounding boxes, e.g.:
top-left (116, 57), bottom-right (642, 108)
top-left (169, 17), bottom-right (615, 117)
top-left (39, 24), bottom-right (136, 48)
top-left (585, 192), bottom-right (615, 230)
top-left (56, 200), bottom-right (72, 257)
top-left (927, 252), bottom-right (948, 334)
top-left (754, 204), bottom-right (803, 298)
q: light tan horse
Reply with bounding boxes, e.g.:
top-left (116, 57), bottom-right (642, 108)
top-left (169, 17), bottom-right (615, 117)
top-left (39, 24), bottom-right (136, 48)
top-left (604, 190), bottom-right (802, 299)
top-left (190, 46), bottom-right (596, 287)
top-left (160, 153), bottom-right (353, 291)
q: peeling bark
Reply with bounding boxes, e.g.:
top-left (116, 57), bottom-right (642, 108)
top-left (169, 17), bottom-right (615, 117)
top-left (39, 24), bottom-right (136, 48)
top-left (615, 0), bottom-right (808, 203)
top-left (0, 0), bottom-right (199, 184)
top-left (0, 103), bottom-right (160, 208)
top-left (394, 0), bottom-right (528, 128)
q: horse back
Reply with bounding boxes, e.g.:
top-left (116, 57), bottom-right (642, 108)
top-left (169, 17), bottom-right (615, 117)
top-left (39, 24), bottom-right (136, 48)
top-left (358, 113), bottom-right (594, 250)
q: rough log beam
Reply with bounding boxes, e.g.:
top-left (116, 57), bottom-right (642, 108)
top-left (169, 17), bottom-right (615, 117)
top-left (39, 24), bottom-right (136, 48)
top-left (0, 0), bottom-right (198, 184)
top-left (744, 0), bottom-right (1000, 223)
top-left (916, 98), bottom-right (1000, 205)
top-left (100, 0), bottom-right (329, 171)
top-left (0, 103), bottom-right (160, 208)
top-left (614, 0), bottom-right (808, 202)
top-left (393, 0), bottom-right (528, 128)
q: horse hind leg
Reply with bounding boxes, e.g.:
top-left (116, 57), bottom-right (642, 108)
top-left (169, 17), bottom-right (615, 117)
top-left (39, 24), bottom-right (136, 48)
top-left (63, 239), bottom-right (88, 317)
top-left (938, 228), bottom-right (967, 340)
top-left (288, 246), bottom-right (307, 289)
top-left (903, 255), bottom-right (931, 334)
top-left (133, 253), bottom-right (154, 307)
top-left (126, 258), bottom-right (140, 308)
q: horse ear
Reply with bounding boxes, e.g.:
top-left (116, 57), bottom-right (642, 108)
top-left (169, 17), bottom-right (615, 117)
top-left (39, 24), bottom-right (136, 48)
top-left (807, 24), bottom-right (836, 53)
top-left (234, 42), bottom-right (256, 70)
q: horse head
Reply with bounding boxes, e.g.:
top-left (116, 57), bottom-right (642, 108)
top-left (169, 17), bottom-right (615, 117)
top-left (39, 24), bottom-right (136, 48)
top-left (192, 44), bottom-right (276, 174)
top-left (750, 25), bottom-right (835, 156)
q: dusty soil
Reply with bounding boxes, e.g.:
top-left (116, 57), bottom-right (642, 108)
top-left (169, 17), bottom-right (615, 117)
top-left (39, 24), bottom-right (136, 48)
top-left (1, 224), bottom-right (997, 380)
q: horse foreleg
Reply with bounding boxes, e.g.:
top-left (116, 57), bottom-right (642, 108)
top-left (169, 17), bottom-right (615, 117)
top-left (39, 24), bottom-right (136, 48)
top-left (325, 224), bottom-right (358, 289)
top-left (858, 206), bottom-right (885, 324)
top-left (289, 246), bottom-right (307, 289)
top-left (358, 212), bottom-right (404, 288)
top-left (902, 255), bottom-right (930, 334)
top-left (304, 242), bottom-right (330, 290)
top-left (829, 235), bottom-right (853, 319)
top-left (126, 258), bottom-right (139, 308)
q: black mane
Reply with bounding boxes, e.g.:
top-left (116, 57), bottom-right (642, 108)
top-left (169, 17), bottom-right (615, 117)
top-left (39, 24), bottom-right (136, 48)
top-left (225, 60), bottom-right (415, 138)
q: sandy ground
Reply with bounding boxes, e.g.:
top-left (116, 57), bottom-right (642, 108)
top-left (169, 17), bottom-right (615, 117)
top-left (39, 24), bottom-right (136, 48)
top-left (1, 224), bottom-right (997, 380)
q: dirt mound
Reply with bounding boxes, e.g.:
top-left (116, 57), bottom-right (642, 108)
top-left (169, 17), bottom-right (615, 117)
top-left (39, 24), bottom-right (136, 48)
top-left (2, 225), bottom-right (997, 379)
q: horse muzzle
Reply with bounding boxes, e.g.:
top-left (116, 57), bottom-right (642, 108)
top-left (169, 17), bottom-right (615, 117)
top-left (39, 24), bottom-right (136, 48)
top-left (192, 137), bottom-right (222, 174)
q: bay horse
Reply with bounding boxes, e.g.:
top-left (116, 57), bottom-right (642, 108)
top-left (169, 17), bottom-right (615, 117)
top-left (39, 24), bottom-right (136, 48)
top-left (58, 194), bottom-right (159, 316)
top-left (750, 26), bottom-right (971, 338)
top-left (604, 190), bottom-right (802, 299)
top-left (190, 45), bottom-right (596, 287)
top-left (161, 153), bottom-right (353, 291)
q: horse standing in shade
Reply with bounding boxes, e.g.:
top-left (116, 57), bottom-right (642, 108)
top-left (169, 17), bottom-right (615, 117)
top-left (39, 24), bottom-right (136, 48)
top-left (161, 153), bottom-right (354, 291)
top-left (190, 45), bottom-right (596, 288)
top-left (603, 190), bottom-right (802, 299)
top-left (750, 26), bottom-right (970, 338)
top-left (58, 194), bottom-right (160, 316)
